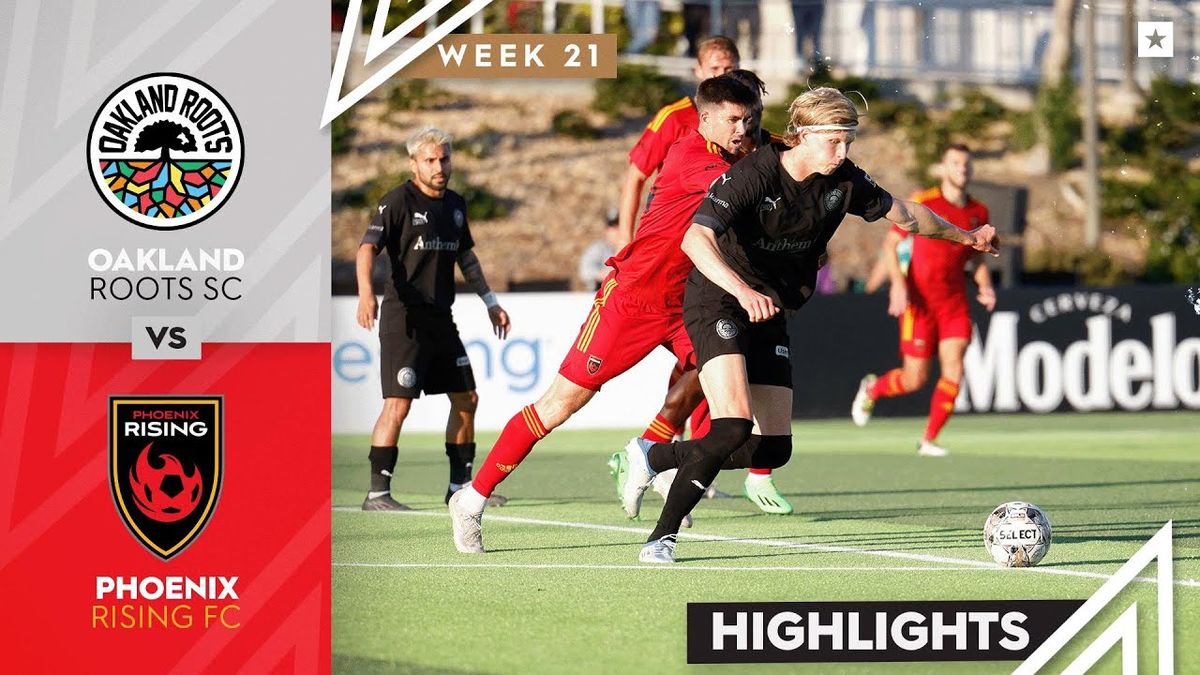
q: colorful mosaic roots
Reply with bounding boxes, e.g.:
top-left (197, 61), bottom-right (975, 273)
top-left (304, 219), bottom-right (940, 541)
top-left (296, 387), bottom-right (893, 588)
top-left (99, 160), bottom-right (232, 219)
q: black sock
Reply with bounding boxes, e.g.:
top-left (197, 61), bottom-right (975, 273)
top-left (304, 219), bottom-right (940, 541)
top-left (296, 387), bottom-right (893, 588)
top-left (648, 441), bottom-right (684, 473)
top-left (368, 445), bottom-right (398, 493)
top-left (648, 418), bottom-right (752, 541)
top-left (445, 442), bottom-right (476, 485)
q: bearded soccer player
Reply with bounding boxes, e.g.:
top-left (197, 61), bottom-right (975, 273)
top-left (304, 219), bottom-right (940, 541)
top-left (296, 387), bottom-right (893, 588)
top-left (357, 126), bottom-right (511, 511)
top-left (448, 76), bottom-right (758, 553)
top-left (622, 89), bottom-right (999, 563)
top-left (850, 143), bottom-right (996, 456)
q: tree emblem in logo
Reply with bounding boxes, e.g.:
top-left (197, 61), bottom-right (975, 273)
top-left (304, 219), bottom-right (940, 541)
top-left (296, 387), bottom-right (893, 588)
top-left (88, 73), bottom-right (244, 230)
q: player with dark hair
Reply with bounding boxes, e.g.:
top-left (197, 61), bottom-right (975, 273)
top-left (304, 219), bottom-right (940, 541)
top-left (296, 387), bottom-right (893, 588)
top-left (617, 35), bottom-right (740, 249)
top-left (615, 62), bottom-right (795, 515)
top-left (449, 75), bottom-right (760, 554)
top-left (357, 126), bottom-right (511, 511)
top-left (623, 88), bottom-right (999, 563)
top-left (851, 143), bottom-right (996, 456)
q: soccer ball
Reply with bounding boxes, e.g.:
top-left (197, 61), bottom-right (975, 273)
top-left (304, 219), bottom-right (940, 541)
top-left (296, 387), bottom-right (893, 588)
top-left (983, 501), bottom-right (1052, 567)
top-left (129, 443), bottom-right (204, 523)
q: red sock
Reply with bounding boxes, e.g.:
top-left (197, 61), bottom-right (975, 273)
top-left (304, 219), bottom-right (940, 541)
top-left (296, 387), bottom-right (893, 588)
top-left (747, 467), bottom-right (772, 475)
top-left (924, 377), bottom-right (960, 442)
top-left (472, 405), bottom-right (547, 497)
top-left (689, 399), bottom-right (711, 439)
top-left (642, 414), bottom-right (680, 443)
top-left (869, 368), bottom-right (913, 400)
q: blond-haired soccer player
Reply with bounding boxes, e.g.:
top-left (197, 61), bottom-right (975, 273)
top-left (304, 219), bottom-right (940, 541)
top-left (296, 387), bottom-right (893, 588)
top-left (357, 126), bottom-right (511, 511)
top-left (851, 143), bottom-right (996, 456)
top-left (624, 89), bottom-right (1000, 563)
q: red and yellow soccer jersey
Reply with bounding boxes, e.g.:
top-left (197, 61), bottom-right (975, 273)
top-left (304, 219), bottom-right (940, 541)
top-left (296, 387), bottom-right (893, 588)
top-left (609, 130), bottom-right (734, 309)
top-left (895, 186), bottom-right (989, 306)
top-left (628, 97), bottom-right (699, 177)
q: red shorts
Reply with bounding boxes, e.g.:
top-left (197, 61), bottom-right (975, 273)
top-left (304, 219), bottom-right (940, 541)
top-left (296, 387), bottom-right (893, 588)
top-left (899, 299), bottom-right (971, 359)
top-left (558, 277), bottom-right (695, 391)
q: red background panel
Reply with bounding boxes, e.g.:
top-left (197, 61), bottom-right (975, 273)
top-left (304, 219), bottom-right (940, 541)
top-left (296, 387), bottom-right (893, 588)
top-left (0, 343), bottom-right (330, 674)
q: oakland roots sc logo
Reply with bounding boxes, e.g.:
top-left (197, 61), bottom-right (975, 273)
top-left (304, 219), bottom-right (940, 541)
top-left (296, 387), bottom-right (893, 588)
top-left (87, 73), bottom-right (244, 230)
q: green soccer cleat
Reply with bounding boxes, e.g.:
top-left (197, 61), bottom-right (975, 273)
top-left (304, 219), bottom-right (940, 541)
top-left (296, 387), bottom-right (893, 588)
top-left (608, 452), bottom-right (627, 499)
top-left (743, 475), bottom-right (794, 515)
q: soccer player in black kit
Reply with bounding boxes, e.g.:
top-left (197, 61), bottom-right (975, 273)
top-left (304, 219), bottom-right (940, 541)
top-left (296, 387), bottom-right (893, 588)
top-left (357, 126), bottom-right (512, 511)
top-left (622, 88), bottom-right (1000, 563)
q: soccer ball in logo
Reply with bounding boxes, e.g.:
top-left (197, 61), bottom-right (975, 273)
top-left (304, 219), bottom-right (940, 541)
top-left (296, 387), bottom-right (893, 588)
top-left (128, 443), bottom-right (204, 523)
top-left (984, 501), bottom-right (1052, 567)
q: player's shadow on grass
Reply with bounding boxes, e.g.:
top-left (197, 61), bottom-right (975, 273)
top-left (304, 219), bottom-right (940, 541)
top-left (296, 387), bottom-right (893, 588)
top-left (486, 540), bottom-right (637, 553)
top-left (801, 476), bottom-right (1200, 499)
top-left (333, 653), bottom-right (480, 675)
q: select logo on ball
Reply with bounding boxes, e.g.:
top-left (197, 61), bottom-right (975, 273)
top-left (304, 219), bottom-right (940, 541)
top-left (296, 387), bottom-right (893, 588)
top-left (87, 73), bottom-right (244, 230)
top-left (109, 396), bottom-right (223, 560)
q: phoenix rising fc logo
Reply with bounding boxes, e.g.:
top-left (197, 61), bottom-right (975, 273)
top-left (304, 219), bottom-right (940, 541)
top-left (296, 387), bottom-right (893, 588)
top-left (109, 396), bottom-right (223, 560)
top-left (87, 73), bottom-right (244, 230)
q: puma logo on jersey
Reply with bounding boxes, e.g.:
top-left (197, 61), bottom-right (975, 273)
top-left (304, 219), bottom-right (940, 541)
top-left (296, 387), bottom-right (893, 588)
top-left (718, 174), bottom-right (732, 185)
top-left (413, 211), bottom-right (429, 226)
top-left (378, 204), bottom-right (387, 214)
top-left (759, 195), bottom-right (782, 212)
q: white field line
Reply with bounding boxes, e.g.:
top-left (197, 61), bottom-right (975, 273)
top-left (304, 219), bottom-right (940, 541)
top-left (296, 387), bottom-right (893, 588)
top-left (332, 507), bottom-right (1200, 589)
top-left (335, 562), bottom-right (988, 572)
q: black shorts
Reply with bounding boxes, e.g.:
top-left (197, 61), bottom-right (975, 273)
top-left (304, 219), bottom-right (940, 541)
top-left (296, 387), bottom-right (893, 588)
top-left (379, 304), bottom-right (475, 398)
top-left (684, 275), bottom-right (793, 389)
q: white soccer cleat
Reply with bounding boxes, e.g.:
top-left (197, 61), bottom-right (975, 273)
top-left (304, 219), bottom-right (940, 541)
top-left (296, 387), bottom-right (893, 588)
top-left (651, 469), bottom-right (692, 528)
top-left (917, 440), bottom-right (950, 457)
top-left (851, 374), bottom-right (877, 427)
top-left (621, 437), bottom-right (656, 519)
top-left (448, 490), bottom-right (485, 553)
top-left (638, 535), bottom-right (677, 564)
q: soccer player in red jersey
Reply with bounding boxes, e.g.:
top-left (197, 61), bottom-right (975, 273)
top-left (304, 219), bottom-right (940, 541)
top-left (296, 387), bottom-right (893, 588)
top-left (618, 36), bottom-right (739, 246)
top-left (850, 143), bottom-right (997, 456)
top-left (617, 44), bottom-right (792, 512)
top-left (448, 76), bottom-right (759, 553)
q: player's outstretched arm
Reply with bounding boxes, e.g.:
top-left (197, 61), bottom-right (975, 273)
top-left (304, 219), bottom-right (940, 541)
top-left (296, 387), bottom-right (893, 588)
top-left (355, 243), bottom-right (378, 331)
top-left (886, 199), bottom-right (1000, 256)
top-left (877, 229), bottom-right (908, 317)
top-left (681, 223), bottom-right (778, 322)
top-left (457, 248), bottom-right (510, 340)
top-left (616, 164), bottom-right (649, 248)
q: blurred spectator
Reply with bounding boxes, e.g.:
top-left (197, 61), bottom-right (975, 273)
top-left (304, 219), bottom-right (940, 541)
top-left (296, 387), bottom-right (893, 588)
top-left (725, 0), bottom-right (761, 59)
top-left (578, 209), bottom-right (622, 290)
top-left (792, 0), bottom-right (825, 67)
top-left (683, 2), bottom-right (711, 57)
top-left (625, 0), bottom-right (661, 54)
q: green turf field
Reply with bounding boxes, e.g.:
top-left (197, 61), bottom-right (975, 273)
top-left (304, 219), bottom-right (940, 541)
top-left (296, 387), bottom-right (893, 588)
top-left (333, 412), bottom-right (1199, 674)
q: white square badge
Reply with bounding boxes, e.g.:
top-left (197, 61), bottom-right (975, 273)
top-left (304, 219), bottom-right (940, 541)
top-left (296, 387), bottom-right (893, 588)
top-left (1137, 21), bottom-right (1174, 58)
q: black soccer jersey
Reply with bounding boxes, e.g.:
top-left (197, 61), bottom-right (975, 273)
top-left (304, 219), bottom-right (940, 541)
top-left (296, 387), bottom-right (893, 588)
top-left (362, 181), bottom-right (474, 320)
top-left (692, 144), bottom-right (893, 309)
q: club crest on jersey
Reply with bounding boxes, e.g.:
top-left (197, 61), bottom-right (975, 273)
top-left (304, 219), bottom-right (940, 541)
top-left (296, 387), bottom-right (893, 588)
top-left (109, 396), bottom-right (223, 560)
top-left (716, 319), bottom-right (739, 340)
top-left (823, 189), bottom-right (845, 213)
top-left (87, 73), bottom-right (244, 231)
top-left (586, 355), bottom-right (602, 374)
top-left (413, 211), bottom-right (429, 227)
top-left (453, 209), bottom-right (465, 229)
